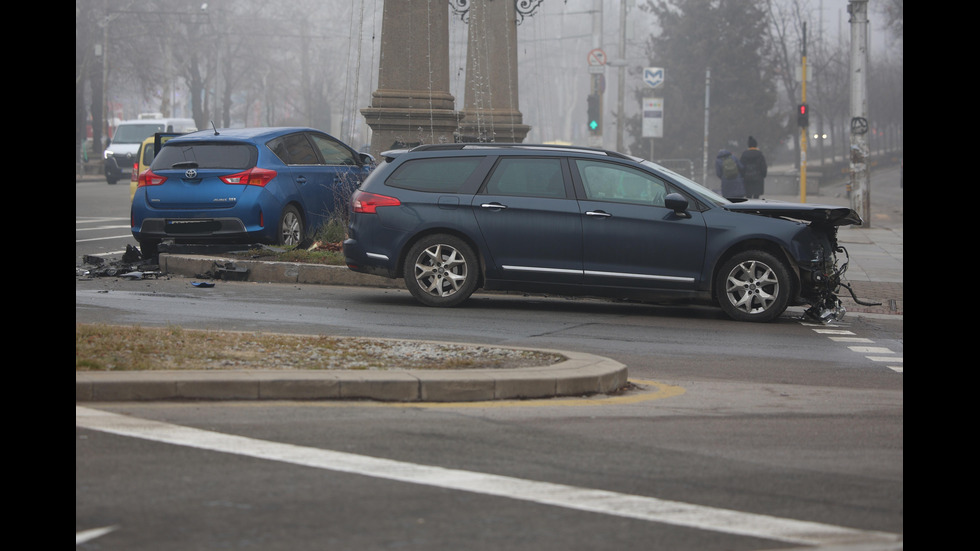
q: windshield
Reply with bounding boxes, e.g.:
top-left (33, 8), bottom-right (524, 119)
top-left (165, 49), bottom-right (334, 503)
top-left (112, 124), bottom-right (165, 144)
top-left (640, 159), bottom-right (730, 206)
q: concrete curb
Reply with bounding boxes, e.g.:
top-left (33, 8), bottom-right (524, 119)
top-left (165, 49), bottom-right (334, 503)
top-left (157, 254), bottom-right (403, 288)
top-left (75, 350), bottom-right (628, 403)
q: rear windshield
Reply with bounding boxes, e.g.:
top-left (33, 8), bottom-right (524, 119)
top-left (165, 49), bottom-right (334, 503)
top-left (151, 143), bottom-right (258, 170)
top-left (111, 124), bottom-right (166, 144)
top-left (385, 157), bottom-right (483, 192)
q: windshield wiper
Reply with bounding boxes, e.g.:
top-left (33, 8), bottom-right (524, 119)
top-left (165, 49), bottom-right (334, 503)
top-left (171, 161), bottom-right (199, 169)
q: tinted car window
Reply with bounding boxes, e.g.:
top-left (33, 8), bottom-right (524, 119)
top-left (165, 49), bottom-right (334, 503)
top-left (576, 159), bottom-right (668, 207)
top-left (268, 134), bottom-right (319, 165)
top-left (310, 133), bottom-right (357, 165)
top-left (141, 142), bottom-right (155, 166)
top-left (386, 157), bottom-right (484, 192)
top-left (151, 144), bottom-right (257, 170)
top-left (482, 158), bottom-right (566, 198)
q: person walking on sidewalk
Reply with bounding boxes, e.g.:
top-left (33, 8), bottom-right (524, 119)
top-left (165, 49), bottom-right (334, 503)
top-left (715, 149), bottom-right (745, 198)
top-left (739, 136), bottom-right (768, 199)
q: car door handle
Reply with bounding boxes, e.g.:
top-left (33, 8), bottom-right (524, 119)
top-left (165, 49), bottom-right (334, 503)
top-left (585, 210), bottom-right (612, 217)
top-left (480, 202), bottom-right (508, 210)
top-left (296, 176), bottom-right (307, 184)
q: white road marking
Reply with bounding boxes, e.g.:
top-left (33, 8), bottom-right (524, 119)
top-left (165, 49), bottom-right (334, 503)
top-left (75, 525), bottom-right (117, 544)
top-left (847, 346), bottom-right (894, 354)
top-left (76, 225), bottom-right (131, 232)
top-left (76, 407), bottom-right (900, 547)
top-left (807, 324), bottom-right (903, 371)
top-left (812, 329), bottom-right (856, 335)
top-left (76, 235), bottom-right (134, 243)
top-left (76, 217), bottom-right (129, 224)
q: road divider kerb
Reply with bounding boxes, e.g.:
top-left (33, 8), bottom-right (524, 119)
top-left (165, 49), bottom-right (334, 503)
top-left (76, 349), bottom-right (629, 403)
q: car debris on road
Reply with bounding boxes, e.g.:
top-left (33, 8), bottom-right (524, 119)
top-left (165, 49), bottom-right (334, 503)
top-left (77, 245), bottom-right (165, 280)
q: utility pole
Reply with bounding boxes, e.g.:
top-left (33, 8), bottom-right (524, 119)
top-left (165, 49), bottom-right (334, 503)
top-left (702, 68), bottom-right (710, 187)
top-left (848, 0), bottom-right (871, 227)
top-left (615, 0), bottom-right (626, 152)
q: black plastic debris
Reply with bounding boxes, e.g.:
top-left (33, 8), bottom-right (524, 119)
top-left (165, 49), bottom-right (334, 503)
top-left (76, 245), bottom-right (166, 280)
top-left (214, 262), bottom-right (249, 281)
top-left (193, 261), bottom-right (250, 281)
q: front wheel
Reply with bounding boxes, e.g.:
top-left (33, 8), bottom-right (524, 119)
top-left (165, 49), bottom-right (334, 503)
top-left (278, 205), bottom-right (304, 247)
top-left (715, 250), bottom-right (792, 322)
top-left (403, 234), bottom-right (479, 307)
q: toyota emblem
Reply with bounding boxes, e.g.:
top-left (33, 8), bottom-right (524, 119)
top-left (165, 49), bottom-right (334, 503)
top-left (185, 169), bottom-right (198, 179)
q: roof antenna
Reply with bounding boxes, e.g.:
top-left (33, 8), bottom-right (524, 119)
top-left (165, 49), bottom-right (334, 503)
top-left (210, 121), bottom-right (219, 135)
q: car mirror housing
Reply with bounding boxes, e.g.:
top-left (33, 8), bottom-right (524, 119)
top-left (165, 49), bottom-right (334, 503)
top-left (665, 193), bottom-right (690, 217)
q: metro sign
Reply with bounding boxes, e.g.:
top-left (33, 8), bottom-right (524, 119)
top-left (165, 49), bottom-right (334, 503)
top-left (643, 67), bottom-right (665, 89)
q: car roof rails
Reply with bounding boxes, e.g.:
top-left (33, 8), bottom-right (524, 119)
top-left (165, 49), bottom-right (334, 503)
top-left (407, 142), bottom-right (632, 160)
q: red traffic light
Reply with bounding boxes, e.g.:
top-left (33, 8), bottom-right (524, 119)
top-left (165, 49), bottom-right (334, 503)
top-left (797, 103), bottom-right (809, 127)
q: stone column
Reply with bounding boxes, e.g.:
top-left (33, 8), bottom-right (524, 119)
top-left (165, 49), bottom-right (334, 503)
top-left (456, 0), bottom-right (530, 143)
top-left (360, 1), bottom-right (460, 159)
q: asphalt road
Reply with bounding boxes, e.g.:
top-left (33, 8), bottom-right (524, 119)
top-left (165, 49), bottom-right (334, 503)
top-left (76, 173), bottom-right (902, 550)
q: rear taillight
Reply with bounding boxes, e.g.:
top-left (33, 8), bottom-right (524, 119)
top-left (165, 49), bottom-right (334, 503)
top-left (138, 170), bottom-right (167, 187)
top-left (352, 190), bottom-right (401, 213)
top-left (220, 167), bottom-right (277, 187)
top-left (130, 162), bottom-right (138, 182)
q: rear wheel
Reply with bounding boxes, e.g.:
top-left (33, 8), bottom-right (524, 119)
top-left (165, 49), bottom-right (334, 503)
top-left (278, 205), bottom-right (304, 247)
top-left (403, 234), bottom-right (478, 307)
top-left (716, 250), bottom-right (792, 322)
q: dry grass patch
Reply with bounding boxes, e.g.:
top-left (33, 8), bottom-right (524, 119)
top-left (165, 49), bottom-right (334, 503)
top-left (75, 323), bottom-right (563, 372)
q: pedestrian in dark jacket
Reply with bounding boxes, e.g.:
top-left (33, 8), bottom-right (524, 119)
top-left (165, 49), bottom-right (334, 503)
top-left (715, 149), bottom-right (745, 198)
top-left (739, 136), bottom-right (768, 198)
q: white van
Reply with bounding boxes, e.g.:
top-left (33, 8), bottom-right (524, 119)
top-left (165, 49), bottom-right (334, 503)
top-left (103, 116), bottom-right (197, 184)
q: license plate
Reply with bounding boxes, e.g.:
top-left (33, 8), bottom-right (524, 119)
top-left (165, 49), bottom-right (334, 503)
top-left (165, 219), bottom-right (220, 234)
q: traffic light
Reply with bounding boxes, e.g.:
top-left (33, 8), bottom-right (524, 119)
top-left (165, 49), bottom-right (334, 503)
top-left (587, 94), bottom-right (600, 134)
top-left (797, 103), bottom-right (809, 127)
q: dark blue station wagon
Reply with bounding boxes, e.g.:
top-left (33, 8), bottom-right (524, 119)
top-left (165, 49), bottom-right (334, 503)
top-left (343, 144), bottom-right (861, 322)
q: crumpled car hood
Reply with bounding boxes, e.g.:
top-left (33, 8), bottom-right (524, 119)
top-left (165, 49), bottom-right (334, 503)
top-left (724, 199), bottom-right (863, 226)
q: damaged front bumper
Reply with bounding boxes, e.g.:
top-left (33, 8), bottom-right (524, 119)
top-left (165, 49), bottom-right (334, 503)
top-left (797, 236), bottom-right (880, 324)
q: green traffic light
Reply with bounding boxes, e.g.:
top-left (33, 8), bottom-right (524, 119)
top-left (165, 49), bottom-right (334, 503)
top-left (589, 120), bottom-right (598, 130)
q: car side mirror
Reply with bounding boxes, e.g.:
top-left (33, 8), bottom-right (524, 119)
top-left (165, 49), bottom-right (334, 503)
top-left (664, 193), bottom-right (690, 217)
top-left (360, 153), bottom-right (376, 167)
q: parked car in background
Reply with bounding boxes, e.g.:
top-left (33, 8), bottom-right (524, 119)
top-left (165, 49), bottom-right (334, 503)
top-left (343, 143), bottom-right (861, 322)
top-left (130, 133), bottom-right (182, 202)
top-left (104, 116), bottom-right (197, 184)
top-left (132, 127), bottom-right (374, 257)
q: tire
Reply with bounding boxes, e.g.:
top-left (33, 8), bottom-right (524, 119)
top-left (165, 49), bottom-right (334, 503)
top-left (715, 250), bottom-right (792, 322)
top-left (403, 234), bottom-right (479, 307)
top-left (278, 205), bottom-right (304, 247)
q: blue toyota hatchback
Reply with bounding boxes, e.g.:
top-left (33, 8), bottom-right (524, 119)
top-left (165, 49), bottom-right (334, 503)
top-left (343, 143), bottom-right (862, 322)
top-left (131, 127), bottom-right (373, 256)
